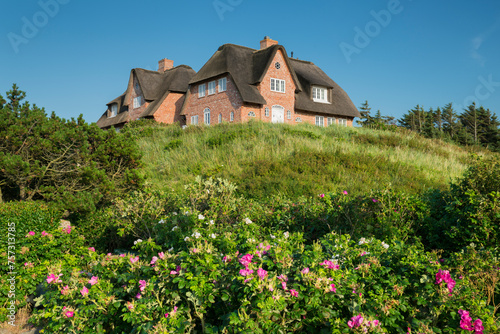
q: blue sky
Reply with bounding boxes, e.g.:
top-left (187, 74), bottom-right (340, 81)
top-left (1, 0), bottom-right (500, 124)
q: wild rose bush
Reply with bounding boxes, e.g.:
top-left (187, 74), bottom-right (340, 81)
top-left (21, 214), bottom-right (498, 333)
top-left (0, 225), bottom-right (89, 322)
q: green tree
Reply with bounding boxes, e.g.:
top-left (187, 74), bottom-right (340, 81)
top-left (460, 103), bottom-right (481, 144)
top-left (357, 100), bottom-right (373, 127)
top-left (399, 105), bottom-right (427, 133)
top-left (0, 84), bottom-right (144, 211)
top-left (441, 103), bottom-right (460, 140)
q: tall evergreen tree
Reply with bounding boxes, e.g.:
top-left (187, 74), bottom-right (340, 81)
top-left (399, 105), bottom-right (426, 133)
top-left (460, 103), bottom-right (480, 144)
top-left (357, 100), bottom-right (373, 127)
top-left (441, 103), bottom-right (460, 140)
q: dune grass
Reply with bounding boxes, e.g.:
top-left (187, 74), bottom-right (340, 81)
top-left (132, 121), bottom-right (483, 200)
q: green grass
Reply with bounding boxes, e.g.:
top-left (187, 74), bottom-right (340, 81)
top-left (131, 121), bottom-right (488, 200)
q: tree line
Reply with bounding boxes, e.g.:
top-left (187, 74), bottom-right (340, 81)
top-left (358, 100), bottom-right (500, 152)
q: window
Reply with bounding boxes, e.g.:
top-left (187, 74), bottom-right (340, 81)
top-left (191, 115), bottom-right (198, 125)
top-left (204, 108), bottom-right (211, 125)
top-left (271, 78), bottom-right (285, 93)
top-left (312, 86), bottom-right (328, 103)
top-left (315, 116), bottom-right (324, 127)
top-left (198, 84), bottom-right (206, 98)
top-left (218, 78), bottom-right (226, 92)
top-left (287, 110), bottom-right (291, 119)
top-left (230, 111), bottom-right (234, 122)
top-left (110, 104), bottom-right (117, 117)
top-left (338, 118), bottom-right (348, 126)
top-left (248, 111), bottom-right (256, 117)
top-left (295, 117), bottom-right (302, 122)
top-left (133, 96), bottom-right (142, 109)
top-left (208, 81), bottom-right (216, 95)
top-left (265, 107), bottom-right (270, 117)
top-left (327, 117), bottom-right (336, 126)
top-left (218, 113), bottom-right (222, 123)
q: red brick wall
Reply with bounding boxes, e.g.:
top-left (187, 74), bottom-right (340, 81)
top-left (153, 93), bottom-right (186, 124)
top-left (257, 49), bottom-right (297, 124)
top-left (182, 75), bottom-right (243, 125)
top-left (295, 110), bottom-right (354, 127)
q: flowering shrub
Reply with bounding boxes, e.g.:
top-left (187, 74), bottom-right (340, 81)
top-left (13, 217), bottom-right (496, 333)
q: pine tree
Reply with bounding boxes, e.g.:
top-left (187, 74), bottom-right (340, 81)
top-left (399, 105), bottom-right (426, 133)
top-left (441, 103), bottom-right (460, 140)
top-left (460, 103), bottom-right (480, 144)
top-left (358, 100), bottom-right (373, 127)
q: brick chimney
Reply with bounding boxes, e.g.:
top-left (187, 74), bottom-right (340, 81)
top-left (158, 58), bottom-right (174, 72)
top-left (260, 36), bottom-right (278, 50)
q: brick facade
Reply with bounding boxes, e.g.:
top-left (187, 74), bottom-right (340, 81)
top-left (183, 75), bottom-right (244, 125)
top-left (152, 93), bottom-right (186, 124)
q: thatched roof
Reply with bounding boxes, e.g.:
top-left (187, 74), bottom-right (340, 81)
top-left (96, 65), bottom-right (195, 128)
top-left (186, 43), bottom-right (359, 118)
top-left (290, 59), bottom-right (360, 118)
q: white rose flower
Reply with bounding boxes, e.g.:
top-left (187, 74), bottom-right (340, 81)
top-left (381, 242), bottom-right (389, 249)
top-left (244, 218), bottom-right (252, 225)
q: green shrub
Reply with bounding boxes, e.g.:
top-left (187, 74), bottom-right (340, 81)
top-left (0, 224), bottom-right (88, 323)
top-left (0, 201), bottom-right (62, 247)
top-left (424, 155), bottom-right (500, 252)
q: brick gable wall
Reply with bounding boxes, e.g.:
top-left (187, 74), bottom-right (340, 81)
top-left (182, 75), bottom-right (244, 125)
top-left (153, 93), bottom-right (186, 124)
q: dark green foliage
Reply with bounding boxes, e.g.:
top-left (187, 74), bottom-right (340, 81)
top-left (0, 84), bottom-right (144, 212)
top-left (399, 102), bottom-right (500, 152)
top-left (423, 155), bottom-right (500, 252)
top-left (164, 139), bottom-right (183, 151)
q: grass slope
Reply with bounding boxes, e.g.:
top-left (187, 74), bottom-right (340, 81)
top-left (132, 121), bottom-right (481, 199)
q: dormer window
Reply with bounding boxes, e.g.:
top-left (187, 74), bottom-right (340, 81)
top-left (312, 86), bottom-right (328, 103)
top-left (133, 96), bottom-right (142, 109)
top-left (109, 104), bottom-right (117, 118)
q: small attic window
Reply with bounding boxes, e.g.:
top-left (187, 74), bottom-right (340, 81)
top-left (109, 104), bottom-right (117, 118)
top-left (312, 86), bottom-right (329, 103)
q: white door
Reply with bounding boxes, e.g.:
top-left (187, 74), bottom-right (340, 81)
top-left (272, 105), bottom-right (284, 123)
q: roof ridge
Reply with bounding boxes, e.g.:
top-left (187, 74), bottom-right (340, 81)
top-left (289, 58), bottom-right (314, 65)
top-left (218, 43), bottom-right (256, 52)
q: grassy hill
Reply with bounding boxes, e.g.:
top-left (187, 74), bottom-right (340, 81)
top-left (129, 121), bottom-right (485, 199)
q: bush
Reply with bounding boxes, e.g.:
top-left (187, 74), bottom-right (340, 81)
top-left (0, 201), bottom-right (62, 247)
top-left (424, 155), bottom-right (500, 252)
top-left (27, 226), bottom-right (499, 333)
top-left (0, 223), bottom-right (88, 323)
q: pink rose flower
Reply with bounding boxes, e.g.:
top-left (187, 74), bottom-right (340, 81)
top-left (88, 276), bottom-right (98, 286)
top-left (80, 286), bottom-right (89, 297)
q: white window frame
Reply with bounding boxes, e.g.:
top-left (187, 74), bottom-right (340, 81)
top-left (218, 78), bottom-right (226, 92)
top-left (327, 117), bottom-right (336, 126)
top-left (191, 115), bottom-right (198, 125)
top-left (133, 96), bottom-right (142, 109)
top-left (110, 104), bottom-right (117, 118)
top-left (204, 108), bottom-right (211, 125)
top-left (315, 116), bottom-right (324, 127)
top-left (248, 111), bottom-right (256, 117)
top-left (265, 107), bottom-right (270, 117)
top-left (208, 81), bottom-right (216, 95)
top-left (218, 113), bottom-right (222, 123)
top-left (230, 111), bottom-right (234, 122)
top-left (312, 86), bottom-right (328, 103)
top-left (287, 110), bottom-right (291, 119)
top-left (270, 78), bottom-right (285, 93)
top-left (295, 117), bottom-right (302, 123)
top-left (198, 84), bottom-right (206, 98)
top-left (338, 118), bottom-right (348, 126)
